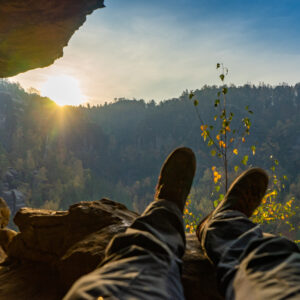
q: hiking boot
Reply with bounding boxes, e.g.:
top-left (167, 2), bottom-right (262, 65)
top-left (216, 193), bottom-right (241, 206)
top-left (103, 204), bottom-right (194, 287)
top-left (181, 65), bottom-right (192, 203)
top-left (196, 167), bottom-right (269, 260)
top-left (155, 147), bottom-right (196, 213)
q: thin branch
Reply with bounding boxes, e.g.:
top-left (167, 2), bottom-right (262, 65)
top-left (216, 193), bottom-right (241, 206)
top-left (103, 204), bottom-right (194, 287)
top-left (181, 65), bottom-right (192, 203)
top-left (193, 105), bottom-right (223, 155)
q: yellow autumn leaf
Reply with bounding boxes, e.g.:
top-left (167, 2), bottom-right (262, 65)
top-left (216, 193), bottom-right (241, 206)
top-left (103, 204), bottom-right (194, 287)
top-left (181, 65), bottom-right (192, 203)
top-left (216, 135), bottom-right (220, 140)
top-left (233, 149), bottom-right (238, 155)
top-left (242, 137), bottom-right (245, 143)
top-left (219, 141), bottom-right (226, 148)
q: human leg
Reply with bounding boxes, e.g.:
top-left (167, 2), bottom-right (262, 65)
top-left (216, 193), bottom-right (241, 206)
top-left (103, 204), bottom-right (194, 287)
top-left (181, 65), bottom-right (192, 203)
top-left (197, 168), bottom-right (300, 300)
top-left (204, 209), bottom-right (300, 300)
top-left (64, 147), bottom-right (196, 300)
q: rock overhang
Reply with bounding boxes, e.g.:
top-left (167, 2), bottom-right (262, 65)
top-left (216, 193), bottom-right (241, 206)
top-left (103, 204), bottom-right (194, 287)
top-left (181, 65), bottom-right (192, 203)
top-left (0, 0), bottom-right (105, 78)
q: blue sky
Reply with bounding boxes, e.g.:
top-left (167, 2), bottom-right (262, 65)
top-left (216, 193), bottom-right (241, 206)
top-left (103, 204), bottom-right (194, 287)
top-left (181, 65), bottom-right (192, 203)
top-left (11, 0), bottom-right (300, 105)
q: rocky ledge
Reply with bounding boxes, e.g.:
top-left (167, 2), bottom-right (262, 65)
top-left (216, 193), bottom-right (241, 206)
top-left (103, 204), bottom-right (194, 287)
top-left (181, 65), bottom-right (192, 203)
top-left (0, 199), bottom-right (222, 300)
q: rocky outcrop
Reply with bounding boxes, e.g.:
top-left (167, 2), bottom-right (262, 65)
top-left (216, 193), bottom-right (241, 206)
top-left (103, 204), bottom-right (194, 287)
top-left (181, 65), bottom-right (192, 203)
top-left (0, 198), bottom-right (10, 228)
top-left (0, 199), bottom-right (223, 300)
top-left (0, 228), bottom-right (16, 254)
top-left (0, 0), bottom-right (105, 78)
top-left (0, 169), bottom-right (26, 218)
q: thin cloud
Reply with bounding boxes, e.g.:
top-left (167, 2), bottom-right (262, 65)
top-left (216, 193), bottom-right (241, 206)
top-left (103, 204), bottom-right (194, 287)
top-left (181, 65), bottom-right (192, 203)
top-left (10, 1), bottom-right (300, 104)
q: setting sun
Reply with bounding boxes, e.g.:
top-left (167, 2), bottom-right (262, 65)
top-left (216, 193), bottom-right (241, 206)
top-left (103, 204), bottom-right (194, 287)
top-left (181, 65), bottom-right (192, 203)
top-left (40, 75), bottom-right (86, 106)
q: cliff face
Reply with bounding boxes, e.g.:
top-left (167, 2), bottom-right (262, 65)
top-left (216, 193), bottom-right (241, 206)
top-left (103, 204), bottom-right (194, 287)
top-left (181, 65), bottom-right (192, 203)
top-left (0, 199), bottom-right (223, 300)
top-left (0, 0), bottom-right (105, 78)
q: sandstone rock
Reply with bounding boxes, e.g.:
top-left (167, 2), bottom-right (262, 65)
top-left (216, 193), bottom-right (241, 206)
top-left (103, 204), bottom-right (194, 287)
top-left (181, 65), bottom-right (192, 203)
top-left (0, 0), bottom-right (105, 78)
top-left (1, 191), bottom-right (14, 207)
top-left (9, 198), bottom-right (137, 264)
top-left (1, 199), bottom-right (223, 300)
top-left (5, 168), bottom-right (18, 185)
top-left (1, 189), bottom-right (25, 218)
top-left (183, 235), bottom-right (223, 300)
top-left (0, 246), bottom-right (7, 264)
top-left (0, 228), bottom-right (17, 253)
top-left (0, 262), bottom-right (64, 300)
top-left (0, 168), bottom-right (26, 218)
top-left (12, 190), bottom-right (25, 213)
top-left (0, 198), bottom-right (10, 228)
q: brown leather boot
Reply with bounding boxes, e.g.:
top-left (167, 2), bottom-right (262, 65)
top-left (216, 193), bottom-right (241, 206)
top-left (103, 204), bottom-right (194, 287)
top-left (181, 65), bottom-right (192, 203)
top-left (196, 167), bottom-right (269, 260)
top-left (155, 147), bottom-right (196, 213)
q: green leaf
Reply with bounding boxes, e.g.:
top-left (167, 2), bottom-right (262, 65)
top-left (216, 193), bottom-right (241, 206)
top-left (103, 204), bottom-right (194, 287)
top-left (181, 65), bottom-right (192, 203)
top-left (214, 99), bottom-right (220, 107)
top-left (193, 100), bottom-right (198, 106)
top-left (216, 63), bottom-right (220, 69)
top-left (218, 194), bottom-right (224, 201)
top-left (211, 149), bottom-right (216, 156)
top-left (234, 165), bottom-right (239, 172)
top-left (217, 91), bottom-right (221, 97)
top-left (271, 166), bottom-right (275, 172)
top-left (215, 185), bottom-right (220, 192)
top-left (213, 200), bottom-right (219, 208)
top-left (209, 125), bottom-right (214, 130)
top-left (242, 155), bottom-right (249, 165)
top-left (245, 105), bottom-right (249, 110)
top-left (220, 74), bottom-right (225, 81)
top-left (189, 92), bottom-right (194, 99)
top-left (274, 159), bottom-right (279, 165)
top-left (248, 110), bottom-right (253, 114)
top-left (208, 140), bottom-right (214, 147)
top-left (222, 87), bottom-right (228, 94)
top-left (251, 145), bottom-right (256, 155)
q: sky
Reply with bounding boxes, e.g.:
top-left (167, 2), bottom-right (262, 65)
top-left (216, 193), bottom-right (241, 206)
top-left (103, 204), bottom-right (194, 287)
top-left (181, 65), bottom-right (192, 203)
top-left (9, 0), bottom-right (300, 105)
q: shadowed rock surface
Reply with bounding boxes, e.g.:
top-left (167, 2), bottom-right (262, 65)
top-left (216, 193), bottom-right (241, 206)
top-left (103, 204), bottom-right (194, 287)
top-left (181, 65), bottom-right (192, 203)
top-left (0, 0), bottom-right (105, 78)
top-left (0, 199), bottom-right (223, 300)
top-left (0, 168), bottom-right (26, 220)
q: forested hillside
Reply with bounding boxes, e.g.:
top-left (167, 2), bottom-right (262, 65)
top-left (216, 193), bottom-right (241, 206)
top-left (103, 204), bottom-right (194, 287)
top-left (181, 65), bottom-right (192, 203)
top-left (0, 80), bottom-right (299, 230)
